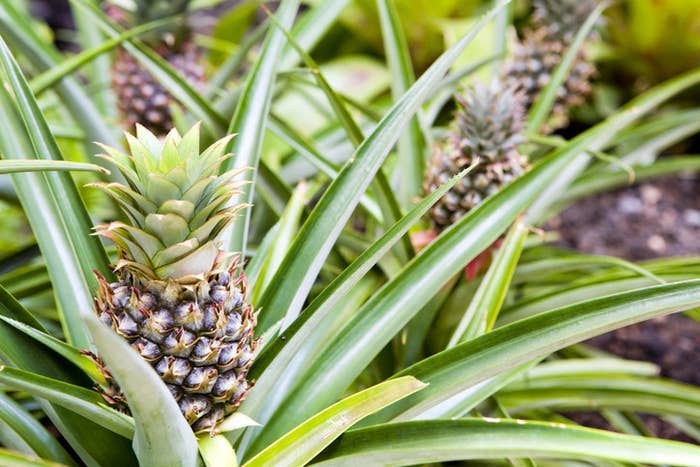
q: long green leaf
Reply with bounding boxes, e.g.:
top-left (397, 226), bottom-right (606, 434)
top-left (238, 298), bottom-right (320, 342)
top-left (558, 156), bottom-right (700, 205)
top-left (0, 448), bottom-right (67, 467)
top-left (0, 3), bottom-right (120, 150)
top-left (382, 279), bottom-right (700, 421)
top-left (0, 38), bottom-right (110, 349)
top-left (0, 393), bottom-right (73, 465)
top-left (84, 315), bottom-right (198, 467)
top-left (253, 0), bottom-right (510, 334)
top-left (0, 366), bottom-right (134, 439)
top-left (447, 221), bottom-right (527, 346)
top-left (31, 17), bottom-right (178, 95)
top-left (0, 315), bottom-right (105, 384)
top-left (0, 160), bottom-right (108, 175)
top-left (312, 419), bottom-right (700, 466)
top-left (251, 63), bottom-right (700, 447)
top-left (278, 0), bottom-right (352, 70)
top-left (235, 167), bottom-right (473, 455)
top-left (219, 0), bottom-right (300, 255)
top-left (0, 288), bottom-right (136, 466)
top-left (526, 67), bottom-right (700, 223)
top-left (377, 0), bottom-right (425, 208)
top-left (244, 377), bottom-right (426, 467)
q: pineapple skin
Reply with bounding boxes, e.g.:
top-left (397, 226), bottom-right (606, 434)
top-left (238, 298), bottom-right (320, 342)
top-left (425, 82), bottom-right (528, 231)
top-left (91, 125), bottom-right (256, 432)
top-left (112, 44), bottom-right (204, 136)
top-left (504, 0), bottom-right (598, 132)
top-left (95, 265), bottom-right (255, 432)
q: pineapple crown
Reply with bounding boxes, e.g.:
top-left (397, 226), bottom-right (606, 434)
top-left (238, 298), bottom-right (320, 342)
top-left (532, 0), bottom-right (599, 44)
top-left (90, 124), bottom-right (248, 283)
top-left (451, 80), bottom-right (526, 162)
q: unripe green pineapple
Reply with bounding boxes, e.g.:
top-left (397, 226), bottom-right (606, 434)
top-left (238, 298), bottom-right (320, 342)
top-left (504, 0), bottom-right (598, 131)
top-left (425, 81), bottom-right (528, 231)
top-left (91, 124), bottom-right (256, 433)
top-left (108, 1), bottom-right (204, 136)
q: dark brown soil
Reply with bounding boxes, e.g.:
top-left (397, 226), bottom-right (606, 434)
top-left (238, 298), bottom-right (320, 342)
top-left (549, 174), bottom-right (700, 441)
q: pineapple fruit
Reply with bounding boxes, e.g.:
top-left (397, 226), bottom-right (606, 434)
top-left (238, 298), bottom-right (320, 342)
top-left (504, 0), bottom-right (598, 131)
top-left (108, 1), bottom-right (204, 136)
top-left (91, 124), bottom-right (256, 433)
top-left (424, 81), bottom-right (528, 231)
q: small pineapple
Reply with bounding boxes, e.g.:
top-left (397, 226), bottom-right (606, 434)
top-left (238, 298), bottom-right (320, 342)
top-left (108, 1), bottom-right (204, 136)
top-left (504, 0), bottom-right (598, 131)
top-left (425, 81), bottom-right (527, 231)
top-left (91, 124), bottom-right (256, 433)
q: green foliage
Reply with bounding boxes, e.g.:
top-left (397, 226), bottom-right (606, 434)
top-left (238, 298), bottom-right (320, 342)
top-left (1, 1), bottom-right (700, 466)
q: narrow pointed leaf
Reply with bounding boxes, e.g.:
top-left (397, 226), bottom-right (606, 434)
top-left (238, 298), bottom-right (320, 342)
top-left (383, 280), bottom-right (700, 421)
top-left (312, 419), bottom-right (700, 466)
top-left (84, 315), bottom-right (199, 467)
top-left (219, 0), bottom-right (301, 255)
top-left (0, 393), bottom-right (74, 466)
top-left (244, 377), bottom-right (426, 466)
top-left (0, 366), bottom-right (134, 439)
top-left (254, 0), bottom-right (511, 334)
top-left (377, 0), bottom-right (425, 208)
top-left (0, 38), bottom-right (110, 349)
top-left (0, 160), bottom-right (109, 175)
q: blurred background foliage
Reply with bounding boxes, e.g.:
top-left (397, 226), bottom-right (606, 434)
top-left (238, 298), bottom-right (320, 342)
top-left (7, 0), bottom-right (700, 252)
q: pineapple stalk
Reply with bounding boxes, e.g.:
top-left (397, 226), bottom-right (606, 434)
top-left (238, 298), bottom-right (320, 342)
top-left (90, 124), bottom-right (257, 433)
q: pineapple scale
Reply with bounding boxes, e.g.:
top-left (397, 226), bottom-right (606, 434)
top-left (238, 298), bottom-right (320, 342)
top-left (96, 263), bottom-right (256, 432)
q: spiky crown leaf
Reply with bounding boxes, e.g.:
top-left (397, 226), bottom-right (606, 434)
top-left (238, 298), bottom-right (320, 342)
top-left (91, 124), bottom-right (247, 283)
top-left (532, 0), bottom-right (599, 44)
top-left (450, 80), bottom-right (526, 162)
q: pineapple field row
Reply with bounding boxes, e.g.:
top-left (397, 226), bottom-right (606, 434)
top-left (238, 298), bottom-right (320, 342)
top-left (0, 0), bottom-right (700, 466)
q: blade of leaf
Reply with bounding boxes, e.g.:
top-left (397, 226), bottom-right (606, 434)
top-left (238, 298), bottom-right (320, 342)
top-left (243, 377), bottom-right (426, 467)
top-left (84, 314), bottom-right (199, 467)
top-left (219, 0), bottom-right (300, 256)
top-left (68, 0), bottom-right (228, 134)
top-left (312, 419), bottom-right (700, 466)
top-left (383, 279), bottom-right (700, 421)
top-left (0, 315), bottom-right (106, 385)
top-left (447, 221), bottom-right (528, 346)
top-left (278, 0), bottom-right (352, 70)
top-left (199, 435), bottom-right (238, 467)
top-left (0, 37), bottom-right (111, 348)
top-left (0, 160), bottom-right (108, 175)
top-left (31, 17), bottom-right (178, 95)
top-left (253, 0), bottom-right (511, 335)
top-left (0, 393), bottom-right (74, 466)
top-left (0, 366), bottom-right (134, 439)
top-left (0, 448), bottom-right (68, 467)
top-left (249, 63), bottom-right (700, 446)
top-left (0, 2), bottom-right (121, 150)
top-left (377, 0), bottom-right (425, 208)
top-left (0, 286), bottom-right (136, 465)
top-left (235, 166), bottom-right (474, 455)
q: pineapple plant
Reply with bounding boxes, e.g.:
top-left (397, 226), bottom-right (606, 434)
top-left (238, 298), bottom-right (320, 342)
top-left (504, 0), bottom-right (599, 131)
top-left (3, 1), bottom-right (700, 466)
top-left (425, 80), bottom-right (528, 231)
top-left (108, 0), bottom-right (204, 135)
top-left (90, 124), bottom-right (257, 433)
